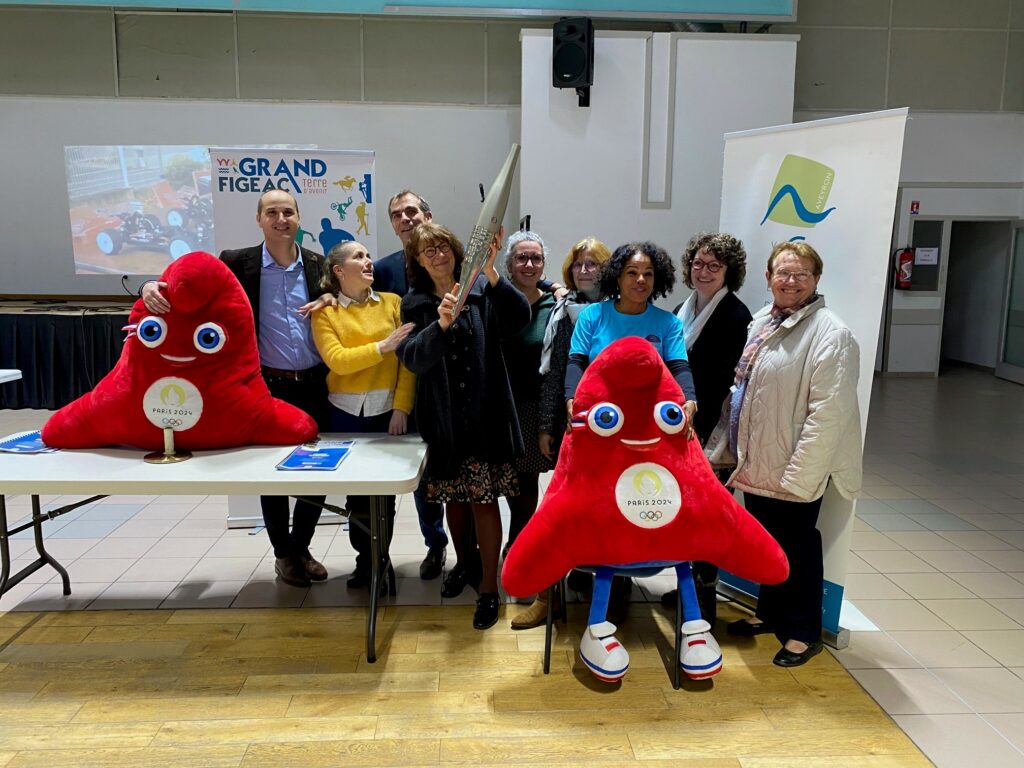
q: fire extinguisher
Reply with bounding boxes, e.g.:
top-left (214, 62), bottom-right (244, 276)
top-left (894, 247), bottom-right (913, 289)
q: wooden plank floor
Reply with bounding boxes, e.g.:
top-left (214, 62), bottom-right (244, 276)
top-left (0, 602), bottom-right (930, 767)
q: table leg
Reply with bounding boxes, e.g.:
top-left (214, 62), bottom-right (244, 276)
top-left (0, 495), bottom-right (11, 596)
top-left (33, 496), bottom-right (70, 596)
top-left (365, 494), bottom-right (393, 664)
top-left (0, 494), bottom-right (73, 598)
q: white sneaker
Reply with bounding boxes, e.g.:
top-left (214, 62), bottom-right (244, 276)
top-left (680, 619), bottom-right (723, 679)
top-left (579, 621), bottom-right (630, 683)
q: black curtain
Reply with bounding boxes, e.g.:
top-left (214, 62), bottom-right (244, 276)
top-left (0, 309), bottom-right (128, 409)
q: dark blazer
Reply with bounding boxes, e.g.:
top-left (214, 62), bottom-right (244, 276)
top-left (219, 244), bottom-right (326, 339)
top-left (397, 275), bottom-right (530, 478)
top-left (372, 249), bottom-right (407, 296)
top-left (675, 291), bottom-right (753, 444)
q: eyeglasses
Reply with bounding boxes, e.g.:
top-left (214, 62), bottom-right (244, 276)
top-left (513, 254), bottom-right (544, 267)
top-left (418, 242), bottom-right (452, 259)
top-left (772, 270), bottom-right (814, 283)
top-left (571, 259), bottom-right (600, 272)
top-left (691, 259), bottom-right (724, 273)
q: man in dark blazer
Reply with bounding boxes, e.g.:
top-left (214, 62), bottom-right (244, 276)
top-left (220, 189), bottom-right (330, 588)
top-left (371, 190), bottom-right (449, 580)
top-left (372, 189), bottom-right (432, 296)
top-left (142, 188), bottom-right (330, 588)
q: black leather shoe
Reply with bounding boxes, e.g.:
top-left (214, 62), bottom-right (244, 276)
top-left (473, 592), bottom-right (501, 630)
top-left (727, 618), bottom-right (774, 637)
top-left (419, 544), bottom-right (447, 581)
top-left (302, 551), bottom-right (328, 582)
top-left (773, 641), bottom-right (823, 668)
top-left (346, 568), bottom-right (370, 589)
top-left (440, 558), bottom-right (481, 599)
top-left (347, 565), bottom-right (396, 596)
top-left (275, 556), bottom-right (312, 588)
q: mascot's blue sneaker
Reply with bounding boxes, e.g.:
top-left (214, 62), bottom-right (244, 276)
top-left (580, 621), bottom-right (629, 683)
top-left (680, 619), bottom-right (723, 679)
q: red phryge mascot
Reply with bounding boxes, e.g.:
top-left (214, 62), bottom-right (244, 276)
top-left (502, 336), bottom-right (788, 683)
top-left (42, 252), bottom-right (317, 450)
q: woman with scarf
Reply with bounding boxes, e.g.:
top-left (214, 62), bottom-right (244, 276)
top-left (658, 232), bottom-right (752, 624)
top-left (706, 241), bottom-right (862, 668)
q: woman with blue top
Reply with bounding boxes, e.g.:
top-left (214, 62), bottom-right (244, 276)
top-left (562, 241), bottom-right (714, 681)
top-left (566, 241), bottom-right (697, 422)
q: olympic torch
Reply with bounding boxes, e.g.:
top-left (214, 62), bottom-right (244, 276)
top-left (452, 143), bottom-right (521, 318)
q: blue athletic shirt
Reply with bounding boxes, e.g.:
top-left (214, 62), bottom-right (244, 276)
top-left (569, 301), bottom-right (688, 363)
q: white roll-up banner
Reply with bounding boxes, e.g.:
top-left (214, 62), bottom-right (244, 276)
top-left (718, 109), bottom-right (908, 639)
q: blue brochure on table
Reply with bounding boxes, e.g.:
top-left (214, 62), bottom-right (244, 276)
top-left (276, 439), bottom-right (354, 471)
top-left (0, 431), bottom-right (57, 454)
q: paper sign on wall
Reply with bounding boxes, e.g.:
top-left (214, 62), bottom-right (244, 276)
top-left (914, 247), bottom-right (939, 265)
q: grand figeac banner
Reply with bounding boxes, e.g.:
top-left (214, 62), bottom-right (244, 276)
top-left (717, 108), bottom-right (908, 645)
top-left (210, 148), bottom-right (376, 260)
top-left (211, 147), bottom-right (374, 530)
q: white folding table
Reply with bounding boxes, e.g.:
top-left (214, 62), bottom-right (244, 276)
top-left (0, 433), bottom-right (426, 662)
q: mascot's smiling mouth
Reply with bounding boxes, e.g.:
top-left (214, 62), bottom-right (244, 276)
top-left (160, 354), bottom-right (197, 363)
top-left (620, 437), bottom-right (661, 449)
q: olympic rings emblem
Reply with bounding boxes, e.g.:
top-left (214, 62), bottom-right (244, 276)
top-left (639, 510), bottom-right (663, 521)
top-left (162, 417), bottom-right (184, 428)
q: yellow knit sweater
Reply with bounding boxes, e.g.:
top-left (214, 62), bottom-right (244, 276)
top-left (311, 293), bottom-right (416, 414)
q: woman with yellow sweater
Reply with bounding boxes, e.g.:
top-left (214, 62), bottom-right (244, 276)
top-left (312, 240), bottom-right (416, 593)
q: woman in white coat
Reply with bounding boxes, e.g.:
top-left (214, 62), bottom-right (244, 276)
top-left (707, 241), bottom-right (861, 667)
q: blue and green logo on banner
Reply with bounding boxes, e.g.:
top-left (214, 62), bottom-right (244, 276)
top-left (761, 154), bottom-right (837, 229)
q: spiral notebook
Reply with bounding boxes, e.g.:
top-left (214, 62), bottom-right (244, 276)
top-left (0, 431), bottom-right (58, 454)
top-left (276, 439), bottom-right (354, 471)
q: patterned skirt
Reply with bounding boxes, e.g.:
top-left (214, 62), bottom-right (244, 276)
top-left (427, 456), bottom-right (520, 504)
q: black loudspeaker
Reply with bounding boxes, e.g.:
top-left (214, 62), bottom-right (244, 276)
top-left (552, 17), bottom-right (594, 90)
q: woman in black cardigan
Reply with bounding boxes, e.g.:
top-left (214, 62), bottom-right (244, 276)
top-left (397, 222), bottom-right (530, 630)
top-left (660, 232), bottom-right (753, 624)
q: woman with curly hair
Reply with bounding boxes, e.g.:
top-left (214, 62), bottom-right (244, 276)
top-left (561, 241), bottom-right (701, 669)
top-left (396, 221), bottom-right (530, 630)
top-left (659, 232), bottom-right (753, 623)
top-left (566, 241), bottom-right (697, 416)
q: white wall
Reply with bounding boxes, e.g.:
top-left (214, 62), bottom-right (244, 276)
top-left (943, 221), bottom-right (1011, 369)
top-left (521, 30), bottom-right (797, 308)
top-left (798, 110), bottom-right (1024, 374)
top-left (0, 96), bottom-right (519, 296)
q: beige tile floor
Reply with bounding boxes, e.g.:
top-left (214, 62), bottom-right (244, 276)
top-left (1, 365), bottom-right (1023, 766)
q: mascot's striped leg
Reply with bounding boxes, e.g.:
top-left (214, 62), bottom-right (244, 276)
top-left (579, 566), bottom-right (629, 682)
top-left (676, 562), bottom-right (723, 679)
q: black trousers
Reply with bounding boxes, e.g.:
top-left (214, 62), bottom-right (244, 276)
top-left (326, 406), bottom-right (396, 574)
top-left (261, 369), bottom-right (328, 559)
top-left (743, 492), bottom-right (824, 645)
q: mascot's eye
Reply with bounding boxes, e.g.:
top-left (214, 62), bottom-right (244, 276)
top-left (654, 401), bottom-right (686, 434)
top-left (137, 317), bottom-right (167, 348)
top-left (587, 402), bottom-right (623, 436)
top-left (193, 322), bottom-right (226, 354)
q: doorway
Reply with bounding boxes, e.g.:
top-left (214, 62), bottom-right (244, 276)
top-left (941, 221), bottom-right (1011, 374)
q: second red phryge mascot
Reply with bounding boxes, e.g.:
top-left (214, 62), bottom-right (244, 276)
top-left (42, 251), bottom-right (317, 450)
top-left (502, 336), bottom-right (789, 682)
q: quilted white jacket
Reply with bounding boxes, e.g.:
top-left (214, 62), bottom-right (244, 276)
top-left (706, 294), bottom-right (863, 503)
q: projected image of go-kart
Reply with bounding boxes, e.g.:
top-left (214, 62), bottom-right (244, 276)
top-left (164, 193), bottom-right (213, 250)
top-left (93, 209), bottom-right (197, 261)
